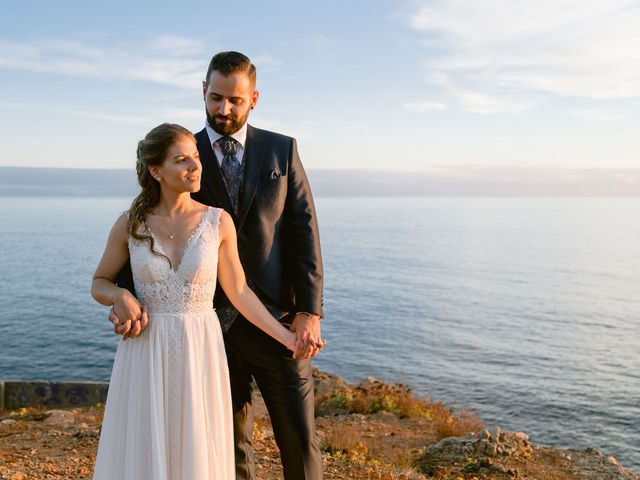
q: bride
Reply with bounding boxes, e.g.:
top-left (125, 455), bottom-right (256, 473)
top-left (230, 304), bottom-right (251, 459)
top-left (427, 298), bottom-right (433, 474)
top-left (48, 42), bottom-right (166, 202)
top-left (91, 123), bottom-right (305, 479)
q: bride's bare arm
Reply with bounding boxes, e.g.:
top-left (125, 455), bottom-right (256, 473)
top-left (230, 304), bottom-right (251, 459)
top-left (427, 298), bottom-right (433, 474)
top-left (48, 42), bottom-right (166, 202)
top-left (92, 214), bottom-right (146, 333)
top-left (217, 211), bottom-right (302, 357)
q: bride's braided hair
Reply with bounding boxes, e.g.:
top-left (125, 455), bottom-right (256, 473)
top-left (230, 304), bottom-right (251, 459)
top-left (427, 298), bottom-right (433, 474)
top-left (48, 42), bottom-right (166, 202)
top-left (128, 123), bottom-right (194, 255)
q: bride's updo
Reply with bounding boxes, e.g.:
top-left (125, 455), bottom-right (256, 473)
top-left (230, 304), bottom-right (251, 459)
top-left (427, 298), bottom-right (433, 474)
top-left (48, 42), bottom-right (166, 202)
top-left (128, 123), bottom-right (194, 249)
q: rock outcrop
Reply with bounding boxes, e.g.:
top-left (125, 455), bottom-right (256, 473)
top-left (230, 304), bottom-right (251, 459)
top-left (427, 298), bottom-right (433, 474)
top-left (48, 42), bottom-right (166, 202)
top-left (416, 428), bottom-right (639, 479)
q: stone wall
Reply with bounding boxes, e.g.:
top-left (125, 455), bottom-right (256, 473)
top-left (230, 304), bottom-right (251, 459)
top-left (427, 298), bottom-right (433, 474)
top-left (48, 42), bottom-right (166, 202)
top-left (0, 381), bottom-right (108, 410)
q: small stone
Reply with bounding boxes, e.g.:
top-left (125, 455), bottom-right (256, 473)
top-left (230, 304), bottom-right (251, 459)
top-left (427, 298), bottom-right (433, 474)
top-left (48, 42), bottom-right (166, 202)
top-left (607, 456), bottom-right (618, 465)
top-left (485, 443), bottom-right (498, 457)
top-left (512, 432), bottom-right (529, 442)
top-left (1, 419), bottom-right (18, 425)
top-left (43, 410), bottom-right (76, 427)
top-left (585, 447), bottom-right (603, 457)
top-left (492, 464), bottom-right (508, 474)
top-left (475, 439), bottom-right (488, 454)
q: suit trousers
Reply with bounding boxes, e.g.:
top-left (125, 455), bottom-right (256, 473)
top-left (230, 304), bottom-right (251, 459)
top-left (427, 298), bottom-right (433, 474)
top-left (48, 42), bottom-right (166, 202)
top-left (224, 316), bottom-right (322, 480)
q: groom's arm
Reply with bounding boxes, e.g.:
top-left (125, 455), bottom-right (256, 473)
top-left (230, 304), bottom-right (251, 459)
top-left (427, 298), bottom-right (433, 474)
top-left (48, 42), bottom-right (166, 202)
top-left (115, 259), bottom-right (136, 294)
top-left (284, 138), bottom-right (323, 316)
top-left (284, 138), bottom-right (325, 358)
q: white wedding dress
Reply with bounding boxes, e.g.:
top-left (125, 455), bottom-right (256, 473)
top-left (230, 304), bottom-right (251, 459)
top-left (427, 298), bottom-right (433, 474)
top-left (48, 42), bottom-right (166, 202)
top-left (93, 207), bottom-right (234, 480)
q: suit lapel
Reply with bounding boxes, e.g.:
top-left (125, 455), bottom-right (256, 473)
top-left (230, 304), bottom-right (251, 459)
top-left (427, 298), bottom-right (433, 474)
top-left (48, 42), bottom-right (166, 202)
top-left (238, 125), bottom-right (264, 231)
top-left (195, 128), bottom-right (232, 212)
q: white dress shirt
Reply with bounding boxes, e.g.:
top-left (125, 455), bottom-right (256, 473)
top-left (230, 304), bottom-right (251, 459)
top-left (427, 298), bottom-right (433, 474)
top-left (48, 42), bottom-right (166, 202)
top-left (204, 121), bottom-right (248, 166)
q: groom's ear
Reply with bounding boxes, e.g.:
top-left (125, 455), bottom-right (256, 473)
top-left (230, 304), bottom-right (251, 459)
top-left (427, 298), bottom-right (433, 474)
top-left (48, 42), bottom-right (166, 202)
top-left (202, 81), bottom-right (207, 98)
top-left (250, 90), bottom-right (260, 110)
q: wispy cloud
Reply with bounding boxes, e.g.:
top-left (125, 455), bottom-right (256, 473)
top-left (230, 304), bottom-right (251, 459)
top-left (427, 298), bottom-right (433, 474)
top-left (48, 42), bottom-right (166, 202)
top-left (570, 108), bottom-right (625, 121)
top-left (408, 0), bottom-right (640, 110)
top-left (252, 53), bottom-right (284, 70)
top-left (403, 100), bottom-right (448, 112)
top-left (0, 101), bottom-right (150, 126)
top-left (0, 36), bottom-right (285, 89)
top-left (0, 36), bottom-right (208, 89)
top-left (159, 108), bottom-right (205, 124)
top-left (430, 73), bottom-right (532, 114)
top-left (297, 117), bottom-right (365, 135)
top-left (149, 35), bottom-right (206, 54)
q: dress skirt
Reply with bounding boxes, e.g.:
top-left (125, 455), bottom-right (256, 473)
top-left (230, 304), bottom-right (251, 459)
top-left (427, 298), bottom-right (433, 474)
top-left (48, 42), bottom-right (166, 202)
top-left (93, 309), bottom-right (235, 480)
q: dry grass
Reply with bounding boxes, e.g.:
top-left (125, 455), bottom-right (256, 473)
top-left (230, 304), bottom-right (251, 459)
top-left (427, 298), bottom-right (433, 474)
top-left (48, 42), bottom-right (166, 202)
top-left (427, 403), bottom-right (484, 441)
top-left (0, 406), bottom-right (48, 421)
top-left (318, 379), bottom-right (483, 441)
top-left (74, 405), bottom-right (105, 425)
top-left (320, 381), bottom-right (433, 418)
top-left (320, 423), bottom-right (369, 461)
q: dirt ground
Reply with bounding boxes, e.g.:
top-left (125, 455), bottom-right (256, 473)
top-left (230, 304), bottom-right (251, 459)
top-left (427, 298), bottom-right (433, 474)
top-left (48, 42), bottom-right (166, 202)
top-left (2, 370), bottom-right (639, 480)
top-left (2, 398), bottom-right (638, 480)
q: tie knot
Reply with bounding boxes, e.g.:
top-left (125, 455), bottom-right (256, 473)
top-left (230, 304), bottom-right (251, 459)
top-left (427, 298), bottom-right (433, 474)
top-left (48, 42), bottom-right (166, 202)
top-left (218, 136), bottom-right (238, 157)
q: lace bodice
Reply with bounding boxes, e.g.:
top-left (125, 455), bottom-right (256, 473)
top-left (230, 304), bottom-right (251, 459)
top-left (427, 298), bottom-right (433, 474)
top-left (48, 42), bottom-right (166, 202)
top-left (128, 207), bottom-right (221, 314)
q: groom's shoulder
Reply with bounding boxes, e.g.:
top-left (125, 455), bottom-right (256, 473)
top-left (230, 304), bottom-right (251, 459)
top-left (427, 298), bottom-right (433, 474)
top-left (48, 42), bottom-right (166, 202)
top-left (194, 127), bottom-right (208, 140)
top-left (194, 128), bottom-right (209, 147)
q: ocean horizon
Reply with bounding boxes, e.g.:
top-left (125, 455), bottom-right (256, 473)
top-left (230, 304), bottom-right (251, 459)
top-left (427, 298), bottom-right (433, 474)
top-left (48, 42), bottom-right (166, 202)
top-left (1, 166), bottom-right (639, 197)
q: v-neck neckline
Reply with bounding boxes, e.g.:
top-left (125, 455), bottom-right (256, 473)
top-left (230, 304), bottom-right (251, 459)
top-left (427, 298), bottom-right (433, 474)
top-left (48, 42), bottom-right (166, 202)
top-left (145, 207), bottom-right (210, 274)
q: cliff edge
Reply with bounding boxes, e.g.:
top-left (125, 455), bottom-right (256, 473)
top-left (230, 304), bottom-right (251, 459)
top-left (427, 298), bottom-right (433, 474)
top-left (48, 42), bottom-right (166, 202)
top-left (0, 370), bottom-right (637, 479)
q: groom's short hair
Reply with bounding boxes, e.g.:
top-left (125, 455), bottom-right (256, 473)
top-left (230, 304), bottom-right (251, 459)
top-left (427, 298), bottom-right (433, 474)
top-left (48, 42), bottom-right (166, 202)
top-left (206, 51), bottom-right (256, 89)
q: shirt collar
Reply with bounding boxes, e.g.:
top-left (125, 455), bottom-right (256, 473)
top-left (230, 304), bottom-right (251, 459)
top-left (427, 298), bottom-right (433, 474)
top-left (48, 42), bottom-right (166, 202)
top-left (205, 121), bottom-right (248, 150)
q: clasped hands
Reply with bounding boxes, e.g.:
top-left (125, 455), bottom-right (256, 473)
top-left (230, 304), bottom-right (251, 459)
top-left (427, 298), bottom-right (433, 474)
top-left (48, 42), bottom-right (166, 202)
top-left (108, 290), bottom-right (325, 359)
top-left (288, 312), bottom-right (326, 360)
top-left (108, 288), bottom-right (148, 340)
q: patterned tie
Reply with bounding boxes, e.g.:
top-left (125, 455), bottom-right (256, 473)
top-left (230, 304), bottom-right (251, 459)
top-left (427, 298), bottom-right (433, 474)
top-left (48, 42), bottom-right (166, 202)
top-left (218, 136), bottom-right (242, 216)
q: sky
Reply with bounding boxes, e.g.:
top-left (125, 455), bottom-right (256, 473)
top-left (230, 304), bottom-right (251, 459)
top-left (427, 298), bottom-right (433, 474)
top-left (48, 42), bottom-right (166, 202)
top-left (1, 0), bottom-right (639, 180)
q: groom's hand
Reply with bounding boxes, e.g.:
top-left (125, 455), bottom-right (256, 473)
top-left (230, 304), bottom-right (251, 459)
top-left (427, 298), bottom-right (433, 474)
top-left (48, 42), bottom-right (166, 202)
top-left (290, 313), bottom-right (325, 359)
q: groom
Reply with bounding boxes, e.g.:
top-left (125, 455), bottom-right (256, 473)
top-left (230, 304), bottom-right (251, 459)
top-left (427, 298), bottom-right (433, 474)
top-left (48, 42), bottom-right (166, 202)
top-left (115, 51), bottom-right (324, 480)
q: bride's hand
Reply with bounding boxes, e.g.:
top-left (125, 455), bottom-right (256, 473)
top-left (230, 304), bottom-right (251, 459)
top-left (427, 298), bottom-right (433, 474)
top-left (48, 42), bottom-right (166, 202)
top-left (284, 330), bottom-right (306, 359)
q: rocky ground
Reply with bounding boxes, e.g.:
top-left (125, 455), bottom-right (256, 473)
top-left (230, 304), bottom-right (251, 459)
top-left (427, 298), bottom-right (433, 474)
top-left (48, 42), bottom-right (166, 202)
top-left (1, 370), bottom-right (638, 480)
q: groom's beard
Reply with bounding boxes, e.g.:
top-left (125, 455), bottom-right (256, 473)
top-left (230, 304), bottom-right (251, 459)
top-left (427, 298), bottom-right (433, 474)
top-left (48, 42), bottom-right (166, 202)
top-left (206, 108), bottom-right (250, 136)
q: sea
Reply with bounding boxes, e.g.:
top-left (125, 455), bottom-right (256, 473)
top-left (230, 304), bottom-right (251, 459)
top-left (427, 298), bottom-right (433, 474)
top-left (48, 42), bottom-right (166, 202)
top-left (0, 196), bottom-right (638, 470)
